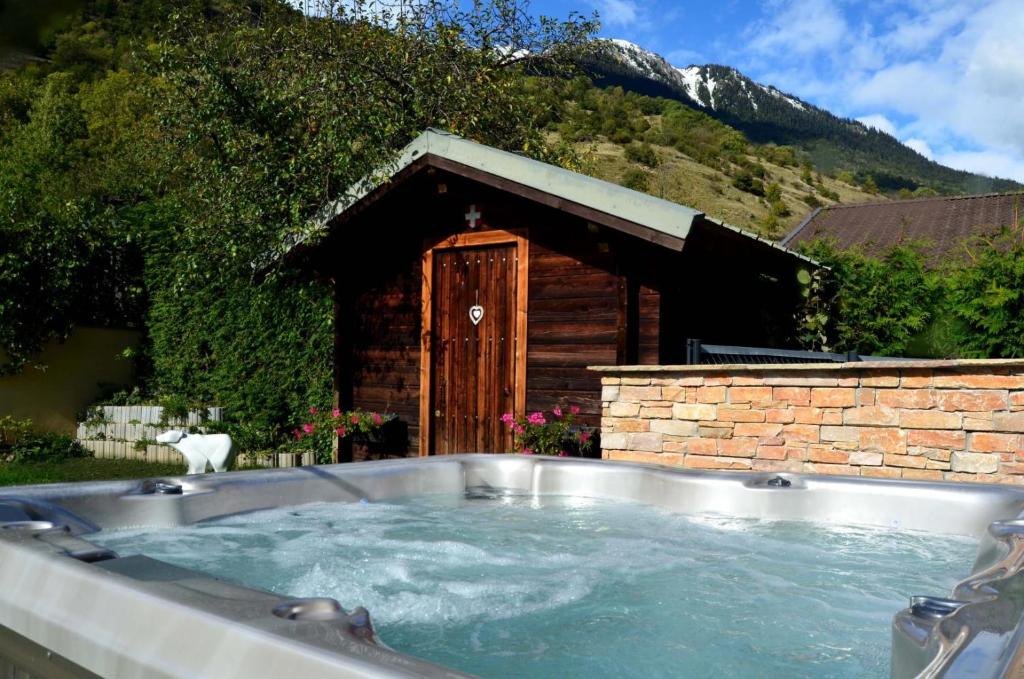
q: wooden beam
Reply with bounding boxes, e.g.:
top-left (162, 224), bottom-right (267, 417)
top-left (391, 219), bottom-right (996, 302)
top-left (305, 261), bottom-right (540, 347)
top-left (418, 247), bottom-right (434, 457)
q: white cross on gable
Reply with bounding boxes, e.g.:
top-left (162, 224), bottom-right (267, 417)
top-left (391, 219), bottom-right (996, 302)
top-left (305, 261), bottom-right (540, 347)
top-left (464, 204), bottom-right (482, 229)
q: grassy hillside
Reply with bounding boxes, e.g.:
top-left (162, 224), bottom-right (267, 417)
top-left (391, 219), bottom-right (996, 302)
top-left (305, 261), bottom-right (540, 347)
top-left (532, 77), bottom-right (881, 237)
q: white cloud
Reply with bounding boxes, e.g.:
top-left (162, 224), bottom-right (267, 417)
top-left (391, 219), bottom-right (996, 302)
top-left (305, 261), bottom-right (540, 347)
top-left (904, 138), bottom-right (934, 159)
top-left (593, 0), bottom-right (639, 27)
top-left (737, 0), bottom-right (1024, 184)
top-left (856, 114), bottom-right (897, 137)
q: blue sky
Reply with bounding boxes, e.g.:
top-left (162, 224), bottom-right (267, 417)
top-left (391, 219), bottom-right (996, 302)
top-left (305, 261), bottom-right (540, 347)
top-left (532, 0), bottom-right (1024, 183)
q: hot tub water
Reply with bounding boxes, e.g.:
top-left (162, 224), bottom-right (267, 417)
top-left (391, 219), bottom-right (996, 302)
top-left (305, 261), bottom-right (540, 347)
top-left (95, 491), bottom-right (976, 678)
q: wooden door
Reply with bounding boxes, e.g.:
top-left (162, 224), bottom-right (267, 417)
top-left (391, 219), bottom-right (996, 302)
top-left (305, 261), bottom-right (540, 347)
top-left (430, 244), bottom-right (517, 454)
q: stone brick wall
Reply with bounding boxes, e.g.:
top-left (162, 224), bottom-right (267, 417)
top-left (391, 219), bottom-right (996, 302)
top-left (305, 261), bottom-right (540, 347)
top-left (596, 360), bottom-right (1024, 484)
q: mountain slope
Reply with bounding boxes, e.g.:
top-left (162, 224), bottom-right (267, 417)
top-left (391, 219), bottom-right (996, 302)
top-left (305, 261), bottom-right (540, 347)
top-left (582, 39), bottom-right (1021, 196)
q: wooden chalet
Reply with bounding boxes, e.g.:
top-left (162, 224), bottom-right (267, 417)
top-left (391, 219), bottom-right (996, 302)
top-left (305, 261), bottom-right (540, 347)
top-left (277, 129), bottom-right (815, 458)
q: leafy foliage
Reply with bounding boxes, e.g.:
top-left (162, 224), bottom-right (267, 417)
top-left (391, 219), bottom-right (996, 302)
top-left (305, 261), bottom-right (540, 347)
top-left (500, 407), bottom-right (593, 456)
top-left (948, 233), bottom-right (1024, 357)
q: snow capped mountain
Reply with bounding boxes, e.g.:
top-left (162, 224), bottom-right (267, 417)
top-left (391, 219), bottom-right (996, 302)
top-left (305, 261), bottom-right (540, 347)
top-left (591, 38), bottom-right (813, 117)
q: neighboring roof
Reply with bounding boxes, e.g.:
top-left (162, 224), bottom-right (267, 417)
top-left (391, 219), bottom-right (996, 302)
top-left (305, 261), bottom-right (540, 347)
top-left (782, 191), bottom-right (1024, 260)
top-left (261, 129), bottom-right (815, 272)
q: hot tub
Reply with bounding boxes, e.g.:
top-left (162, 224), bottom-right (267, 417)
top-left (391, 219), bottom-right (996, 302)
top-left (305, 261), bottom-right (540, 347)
top-left (0, 455), bottom-right (1022, 678)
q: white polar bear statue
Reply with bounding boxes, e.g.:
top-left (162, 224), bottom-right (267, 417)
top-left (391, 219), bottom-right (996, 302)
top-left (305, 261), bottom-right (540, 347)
top-left (155, 430), bottom-right (235, 474)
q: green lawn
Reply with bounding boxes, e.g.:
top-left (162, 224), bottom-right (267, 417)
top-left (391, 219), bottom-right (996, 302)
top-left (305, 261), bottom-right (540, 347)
top-left (0, 458), bottom-right (186, 487)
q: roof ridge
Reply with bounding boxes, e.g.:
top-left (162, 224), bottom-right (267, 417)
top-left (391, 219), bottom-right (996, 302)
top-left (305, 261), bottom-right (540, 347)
top-left (826, 189), bottom-right (1024, 211)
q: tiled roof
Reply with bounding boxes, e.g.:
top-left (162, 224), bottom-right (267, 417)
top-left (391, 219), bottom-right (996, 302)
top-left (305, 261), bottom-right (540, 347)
top-left (783, 192), bottom-right (1024, 261)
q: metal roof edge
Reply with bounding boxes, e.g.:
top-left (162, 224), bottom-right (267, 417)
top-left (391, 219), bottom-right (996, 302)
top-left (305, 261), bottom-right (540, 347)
top-left (780, 207), bottom-right (822, 247)
top-left (698, 215), bottom-right (822, 268)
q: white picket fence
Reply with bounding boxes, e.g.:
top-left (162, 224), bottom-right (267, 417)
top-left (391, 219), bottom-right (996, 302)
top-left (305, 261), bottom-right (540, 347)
top-left (75, 405), bottom-right (311, 468)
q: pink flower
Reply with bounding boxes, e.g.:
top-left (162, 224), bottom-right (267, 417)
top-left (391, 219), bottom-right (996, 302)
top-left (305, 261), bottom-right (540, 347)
top-left (293, 428), bottom-right (303, 440)
top-left (351, 414), bottom-right (360, 425)
top-left (513, 424), bottom-right (525, 435)
top-left (332, 408), bottom-right (341, 418)
top-left (570, 405), bottom-right (580, 415)
top-left (527, 411), bottom-right (546, 426)
top-left (335, 426), bottom-right (346, 437)
top-left (302, 422), bottom-right (314, 434)
top-left (522, 448), bottom-right (534, 455)
top-left (558, 451), bottom-right (568, 457)
top-left (579, 431), bottom-right (591, 443)
top-left (309, 407), bottom-right (318, 415)
top-left (500, 412), bottom-right (515, 424)
top-left (553, 406), bottom-right (562, 418)
top-left (371, 412), bottom-right (383, 425)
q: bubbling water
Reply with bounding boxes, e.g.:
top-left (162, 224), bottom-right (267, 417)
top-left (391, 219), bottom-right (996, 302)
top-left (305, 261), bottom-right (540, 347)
top-left (95, 492), bottom-right (976, 678)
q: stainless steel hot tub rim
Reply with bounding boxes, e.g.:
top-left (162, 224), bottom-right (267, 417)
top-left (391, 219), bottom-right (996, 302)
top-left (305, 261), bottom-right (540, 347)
top-left (0, 454), bottom-right (1022, 679)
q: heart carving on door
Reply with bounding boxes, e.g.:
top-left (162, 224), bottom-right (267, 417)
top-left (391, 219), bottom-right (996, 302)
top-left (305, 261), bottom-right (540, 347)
top-left (469, 305), bottom-right (484, 326)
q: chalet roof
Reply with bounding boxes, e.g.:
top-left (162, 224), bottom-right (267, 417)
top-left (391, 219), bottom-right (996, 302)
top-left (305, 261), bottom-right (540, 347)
top-left (782, 191), bottom-right (1024, 261)
top-left (262, 129), bottom-right (814, 271)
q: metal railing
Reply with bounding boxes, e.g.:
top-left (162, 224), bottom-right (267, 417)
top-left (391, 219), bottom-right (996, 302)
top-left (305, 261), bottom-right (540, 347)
top-left (684, 339), bottom-right (904, 365)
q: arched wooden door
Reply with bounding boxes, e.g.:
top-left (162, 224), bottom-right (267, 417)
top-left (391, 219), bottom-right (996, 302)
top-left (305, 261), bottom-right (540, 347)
top-left (420, 230), bottom-right (528, 455)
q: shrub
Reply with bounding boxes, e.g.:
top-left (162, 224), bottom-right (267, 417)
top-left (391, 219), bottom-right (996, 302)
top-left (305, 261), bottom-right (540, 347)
top-left (732, 170), bottom-right (764, 196)
top-left (624, 141), bottom-right (659, 168)
top-left (621, 168), bottom-right (650, 192)
top-left (8, 432), bottom-right (90, 464)
top-left (288, 407), bottom-right (394, 464)
top-left (500, 406), bottom-right (594, 456)
top-left (802, 193), bottom-right (822, 208)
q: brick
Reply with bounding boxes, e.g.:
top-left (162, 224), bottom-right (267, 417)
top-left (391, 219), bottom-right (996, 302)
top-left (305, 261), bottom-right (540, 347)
top-left (766, 408), bottom-right (796, 424)
top-left (860, 373), bottom-right (900, 387)
top-left (601, 433), bottom-right (627, 450)
top-left (606, 450), bottom-right (662, 465)
top-left (601, 385), bottom-right (620, 402)
top-left (821, 410), bottom-right (843, 425)
top-left (950, 452), bottom-right (999, 473)
top-left (860, 428), bottom-right (906, 453)
top-left (884, 453), bottom-right (927, 469)
top-left (699, 426), bottom-right (733, 439)
top-left (704, 376), bottom-right (733, 386)
top-left (1011, 391), bottom-right (1024, 408)
top-left (948, 472), bottom-right (1001, 484)
top-left (602, 377), bottom-right (621, 386)
top-left (808, 448), bottom-right (849, 463)
top-left (661, 386), bottom-right (686, 402)
top-left (925, 459), bottom-right (951, 470)
top-left (785, 447), bottom-right (808, 460)
top-left (763, 376), bottom-right (840, 387)
top-left (619, 386), bottom-right (662, 402)
top-left (662, 441), bottom-right (687, 453)
top-left (683, 455), bottom-right (752, 470)
top-left (718, 438), bottom-right (758, 457)
top-left (782, 424), bottom-right (819, 443)
top-left (621, 377), bottom-right (653, 386)
top-left (920, 447), bottom-right (952, 462)
top-left (761, 436), bottom-right (785, 446)
top-left (901, 469), bottom-right (944, 481)
top-left (857, 388), bottom-right (876, 406)
top-left (687, 439), bottom-right (718, 455)
top-left (844, 406), bottom-right (900, 427)
top-left (733, 422), bottom-right (783, 438)
top-left (627, 433), bottom-right (664, 453)
top-left (900, 410), bottom-right (962, 430)
top-left (861, 466), bottom-right (903, 478)
top-left (876, 389), bottom-right (935, 409)
top-left (806, 463), bottom-right (859, 476)
top-left (650, 420), bottom-right (699, 437)
top-left (718, 408), bottom-right (766, 423)
top-left (810, 388), bottom-right (856, 407)
top-left (993, 412), bottom-right (1024, 432)
top-left (696, 386), bottom-right (727, 403)
top-left (756, 445), bottom-right (787, 460)
top-left (657, 376), bottom-right (704, 386)
top-left (970, 432), bottom-right (1021, 453)
top-left (609, 402), bottom-right (640, 417)
top-left (773, 387), bottom-right (810, 406)
top-left (900, 373), bottom-right (933, 388)
top-left (936, 390), bottom-right (1008, 412)
top-left (964, 416), bottom-right (995, 431)
top-left (792, 407), bottom-right (825, 424)
top-left (907, 430), bottom-right (966, 450)
top-left (820, 425), bottom-right (859, 443)
top-left (731, 376), bottom-right (767, 386)
top-left (608, 418), bottom-right (649, 433)
top-left (998, 462), bottom-right (1024, 475)
top-left (933, 373), bottom-right (1024, 389)
top-left (849, 451), bottom-right (883, 466)
top-left (838, 377), bottom-right (860, 387)
top-left (639, 406), bottom-right (673, 419)
top-left (752, 459), bottom-right (802, 472)
top-left (730, 386), bottom-right (773, 404)
top-left (672, 403), bottom-right (717, 421)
